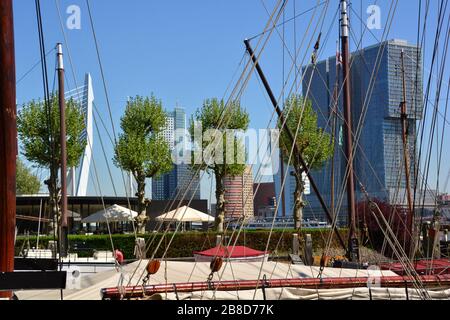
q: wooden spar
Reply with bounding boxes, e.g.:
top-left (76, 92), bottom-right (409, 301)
top-left (244, 39), bottom-right (347, 252)
top-left (400, 50), bottom-right (414, 257)
top-left (16, 215), bottom-right (52, 223)
top-left (0, 0), bottom-right (17, 300)
top-left (57, 44), bottom-right (68, 257)
top-left (101, 274), bottom-right (450, 299)
top-left (340, 0), bottom-right (359, 261)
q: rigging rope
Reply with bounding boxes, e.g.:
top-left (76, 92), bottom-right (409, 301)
top-left (125, 0), bottom-right (290, 292)
top-left (83, 0), bottom-right (137, 229)
top-left (55, 0), bottom-right (138, 266)
top-left (322, 0), bottom-right (399, 256)
top-left (348, 5), bottom-right (450, 259)
top-left (248, 0), bottom-right (327, 41)
top-left (208, 0), bottom-right (328, 299)
top-left (243, 0), bottom-right (332, 299)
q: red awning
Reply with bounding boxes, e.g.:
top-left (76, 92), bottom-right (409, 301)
top-left (194, 246), bottom-right (269, 258)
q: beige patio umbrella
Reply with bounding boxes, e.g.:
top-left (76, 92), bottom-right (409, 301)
top-left (81, 204), bottom-right (138, 223)
top-left (155, 206), bottom-right (214, 223)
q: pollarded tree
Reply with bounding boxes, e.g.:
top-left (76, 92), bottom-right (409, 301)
top-left (17, 94), bottom-right (86, 225)
top-left (113, 95), bottom-right (173, 233)
top-left (278, 95), bottom-right (334, 230)
top-left (190, 98), bottom-right (250, 233)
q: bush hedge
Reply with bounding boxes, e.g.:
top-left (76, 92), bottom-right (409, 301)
top-left (15, 229), bottom-right (348, 259)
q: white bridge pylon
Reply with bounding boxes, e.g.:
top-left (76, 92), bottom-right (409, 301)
top-left (67, 73), bottom-right (94, 197)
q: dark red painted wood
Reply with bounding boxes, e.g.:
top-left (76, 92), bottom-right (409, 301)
top-left (0, 0), bottom-right (17, 300)
top-left (101, 274), bottom-right (450, 299)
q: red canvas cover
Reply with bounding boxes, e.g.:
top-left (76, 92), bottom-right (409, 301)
top-left (194, 245), bottom-right (268, 258)
top-left (380, 259), bottom-right (450, 275)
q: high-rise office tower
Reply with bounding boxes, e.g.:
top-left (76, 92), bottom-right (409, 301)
top-left (152, 107), bottom-right (201, 200)
top-left (274, 39), bottom-right (423, 224)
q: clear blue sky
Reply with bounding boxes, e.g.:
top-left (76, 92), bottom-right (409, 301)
top-left (13, 0), bottom-right (450, 200)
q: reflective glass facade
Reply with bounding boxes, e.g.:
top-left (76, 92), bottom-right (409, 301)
top-left (274, 40), bottom-right (423, 225)
top-left (152, 107), bottom-right (201, 200)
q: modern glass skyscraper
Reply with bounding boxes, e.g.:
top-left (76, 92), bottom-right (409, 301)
top-left (152, 107), bottom-right (201, 200)
top-left (274, 39), bottom-right (423, 225)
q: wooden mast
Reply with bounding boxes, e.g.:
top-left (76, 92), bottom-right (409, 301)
top-left (340, 0), bottom-right (359, 261)
top-left (57, 43), bottom-right (68, 257)
top-left (0, 0), bottom-right (17, 300)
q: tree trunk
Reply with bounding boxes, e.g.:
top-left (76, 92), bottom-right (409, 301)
top-left (293, 173), bottom-right (305, 231)
top-left (45, 166), bottom-right (60, 240)
top-left (215, 171), bottom-right (225, 234)
top-left (135, 176), bottom-right (148, 234)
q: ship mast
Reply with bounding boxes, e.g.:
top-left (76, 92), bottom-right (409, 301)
top-left (340, 0), bottom-right (359, 261)
top-left (0, 0), bottom-right (17, 300)
top-left (57, 44), bottom-right (69, 257)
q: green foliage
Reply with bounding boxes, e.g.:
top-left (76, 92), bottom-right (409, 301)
top-left (113, 95), bottom-right (173, 182)
top-left (189, 98), bottom-right (250, 176)
top-left (278, 95), bottom-right (334, 227)
top-left (17, 94), bottom-right (87, 169)
top-left (189, 98), bottom-right (250, 232)
top-left (15, 229), bottom-right (348, 259)
top-left (16, 159), bottom-right (41, 195)
top-left (278, 95), bottom-right (334, 172)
